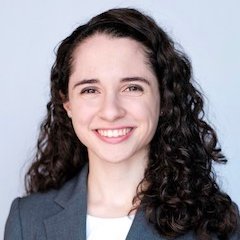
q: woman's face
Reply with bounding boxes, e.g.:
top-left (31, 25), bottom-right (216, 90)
top-left (64, 34), bottom-right (160, 165)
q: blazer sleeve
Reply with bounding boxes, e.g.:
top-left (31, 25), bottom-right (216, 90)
top-left (4, 198), bottom-right (23, 240)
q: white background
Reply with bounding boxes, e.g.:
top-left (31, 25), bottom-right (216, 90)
top-left (1, 0), bottom-right (239, 238)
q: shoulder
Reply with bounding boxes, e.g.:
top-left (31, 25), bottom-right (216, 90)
top-left (8, 171), bottom-right (82, 222)
top-left (4, 173), bottom-right (82, 240)
top-left (4, 166), bottom-right (89, 239)
top-left (18, 189), bottom-right (61, 218)
top-left (14, 165), bottom-right (88, 219)
top-left (4, 190), bottom-right (61, 239)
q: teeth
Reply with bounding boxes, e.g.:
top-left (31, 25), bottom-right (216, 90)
top-left (97, 128), bottom-right (131, 138)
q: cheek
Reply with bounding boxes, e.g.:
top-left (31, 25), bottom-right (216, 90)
top-left (129, 102), bottom-right (159, 144)
top-left (131, 96), bottom-right (160, 121)
top-left (70, 104), bottom-right (94, 144)
top-left (70, 101), bottom-right (95, 126)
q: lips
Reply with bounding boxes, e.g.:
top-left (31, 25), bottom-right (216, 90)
top-left (94, 127), bottom-right (134, 144)
top-left (97, 128), bottom-right (132, 138)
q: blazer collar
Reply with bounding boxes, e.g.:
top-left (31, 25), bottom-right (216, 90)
top-left (43, 164), bottom-right (166, 240)
top-left (126, 209), bottom-right (163, 240)
top-left (44, 165), bottom-right (88, 240)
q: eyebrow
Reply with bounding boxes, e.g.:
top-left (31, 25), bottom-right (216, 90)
top-left (72, 76), bottom-right (151, 89)
top-left (120, 77), bottom-right (150, 86)
top-left (73, 79), bottom-right (99, 89)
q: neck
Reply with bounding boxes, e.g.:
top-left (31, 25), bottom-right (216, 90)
top-left (87, 155), bottom-right (147, 217)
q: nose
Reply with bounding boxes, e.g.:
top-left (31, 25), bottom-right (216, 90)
top-left (98, 93), bottom-right (126, 122)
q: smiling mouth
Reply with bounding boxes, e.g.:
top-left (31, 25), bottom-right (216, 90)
top-left (96, 128), bottom-right (132, 138)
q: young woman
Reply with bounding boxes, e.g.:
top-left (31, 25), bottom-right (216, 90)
top-left (5, 8), bottom-right (239, 240)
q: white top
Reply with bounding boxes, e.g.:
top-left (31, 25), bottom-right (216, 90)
top-left (86, 214), bottom-right (135, 240)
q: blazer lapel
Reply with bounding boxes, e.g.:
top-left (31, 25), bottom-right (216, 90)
top-left (126, 209), bottom-right (194, 240)
top-left (44, 165), bottom-right (89, 240)
top-left (126, 209), bottom-right (163, 240)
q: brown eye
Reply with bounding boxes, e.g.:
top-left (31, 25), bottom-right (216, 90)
top-left (126, 85), bottom-right (143, 92)
top-left (80, 87), bottom-right (99, 94)
top-left (122, 84), bottom-right (144, 97)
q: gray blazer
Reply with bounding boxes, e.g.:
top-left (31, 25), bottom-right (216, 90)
top-left (4, 165), bottom-right (240, 240)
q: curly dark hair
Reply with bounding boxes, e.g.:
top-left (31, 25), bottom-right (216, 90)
top-left (25, 8), bottom-right (238, 239)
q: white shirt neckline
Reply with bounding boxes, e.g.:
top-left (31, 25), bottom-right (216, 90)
top-left (86, 214), bottom-right (135, 240)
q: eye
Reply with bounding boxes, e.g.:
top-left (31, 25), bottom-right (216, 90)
top-left (125, 85), bottom-right (143, 92)
top-left (122, 84), bottom-right (144, 96)
top-left (80, 87), bottom-right (99, 94)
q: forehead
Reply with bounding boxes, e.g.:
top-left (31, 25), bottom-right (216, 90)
top-left (70, 34), bottom-right (154, 78)
top-left (74, 33), bottom-right (147, 58)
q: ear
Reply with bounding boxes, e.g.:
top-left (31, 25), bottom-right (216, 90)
top-left (63, 101), bottom-right (72, 118)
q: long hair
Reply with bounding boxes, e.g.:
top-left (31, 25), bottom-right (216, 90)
top-left (25, 8), bottom-right (238, 239)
